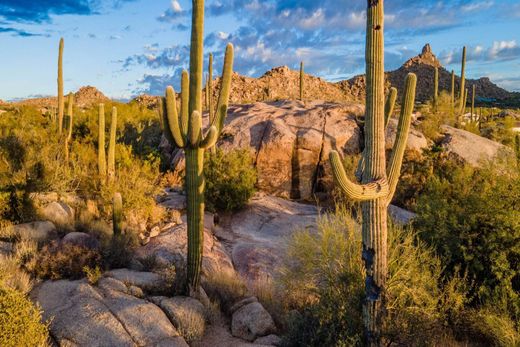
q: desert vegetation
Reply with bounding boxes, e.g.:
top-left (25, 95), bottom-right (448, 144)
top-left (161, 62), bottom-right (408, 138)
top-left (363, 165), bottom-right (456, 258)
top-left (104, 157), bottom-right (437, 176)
top-left (0, 0), bottom-right (519, 346)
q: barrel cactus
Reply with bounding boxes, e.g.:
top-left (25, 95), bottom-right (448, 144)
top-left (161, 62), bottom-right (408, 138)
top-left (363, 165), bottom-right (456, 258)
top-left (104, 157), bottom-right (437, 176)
top-left (329, 1), bottom-right (417, 344)
top-left (161, 0), bottom-right (234, 294)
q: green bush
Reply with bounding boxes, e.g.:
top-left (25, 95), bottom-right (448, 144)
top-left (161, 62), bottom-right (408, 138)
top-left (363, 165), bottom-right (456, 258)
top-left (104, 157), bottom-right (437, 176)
top-left (204, 148), bottom-right (257, 212)
top-left (413, 159), bottom-right (520, 323)
top-left (0, 285), bottom-right (49, 347)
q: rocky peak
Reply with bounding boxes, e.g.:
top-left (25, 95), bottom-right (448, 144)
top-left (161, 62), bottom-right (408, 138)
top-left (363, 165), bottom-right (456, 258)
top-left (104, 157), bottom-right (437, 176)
top-left (74, 86), bottom-right (110, 107)
top-left (403, 43), bottom-right (442, 68)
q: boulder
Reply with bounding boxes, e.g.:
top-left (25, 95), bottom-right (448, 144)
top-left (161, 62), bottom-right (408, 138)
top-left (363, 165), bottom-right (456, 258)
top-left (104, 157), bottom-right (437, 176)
top-left (150, 296), bottom-right (206, 333)
top-left (32, 279), bottom-right (188, 347)
top-left (386, 118), bottom-right (429, 153)
top-left (224, 195), bottom-right (318, 281)
top-left (13, 221), bottom-right (57, 242)
top-left (254, 334), bottom-right (282, 346)
top-left (388, 205), bottom-right (417, 225)
top-left (61, 232), bottom-right (100, 250)
top-left (135, 222), bottom-right (235, 279)
top-left (231, 301), bottom-right (276, 341)
top-left (105, 269), bottom-right (166, 293)
top-left (39, 201), bottom-right (75, 226)
top-left (0, 241), bottom-right (13, 256)
top-left (440, 125), bottom-right (511, 166)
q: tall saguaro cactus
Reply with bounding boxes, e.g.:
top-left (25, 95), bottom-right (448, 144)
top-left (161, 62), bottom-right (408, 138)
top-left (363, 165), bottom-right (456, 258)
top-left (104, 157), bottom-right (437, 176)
top-left (299, 61), bottom-right (304, 101)
top-left (64, 93), bottom-right (74, 162)
top-left (458, 46), bottom-right (467, 119)
top-left (433, 67), bottom-right (438, 112)
top-left (57, 38), bottom-right (65, 135)
top-left (161, 0), bottom-right (234, 294)
top-left (107, 107), bottom-right (117, 183)
top-left (98, 104), bottom-right (107, 178)
top-left (329, 1), bottom-right (417, 344)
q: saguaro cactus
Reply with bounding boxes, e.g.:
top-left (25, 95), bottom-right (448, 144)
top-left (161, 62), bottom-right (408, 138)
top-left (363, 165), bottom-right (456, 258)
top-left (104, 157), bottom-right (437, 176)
top-left (458, 46), bottom-right (467, 119)
top-left (113, 192), bottom-right (123, 236)
top-left (161, 0), bottom-right (234, 294)
top-left (329, 1), bottom-right (417, 344)
top-left (471, 84), bottom-right (476, 122)
top-left (64, 93), bottom-right (74, 162)
top-left (433, 67), bottom-right (438, 112)
top-left (98, 104), bottom-right (107, 178)
top-left (451, 70), bottom-right (455, 117)
top-left (107, 107), bottom-right (117, 183)
top-left (57, 38), bottom-right (65, 135)
top-left (463, 88), bottom-right (468, 116)
top-left (300, 61), bottom-right (304, 101)
top-left (207, 53), bottom-right (214, 123)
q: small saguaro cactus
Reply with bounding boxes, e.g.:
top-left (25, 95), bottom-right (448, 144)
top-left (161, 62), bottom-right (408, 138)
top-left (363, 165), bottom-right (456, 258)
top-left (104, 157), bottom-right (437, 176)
top-left (107, 106), bottom-right (117, 183)
top-left (57, 38), bottom-right (65, 135)
top-left (329, 1), bottom-right (417, 344)
top-left (161, 0), bottom-right (234, 294)
top-left (463, 88), bottom-right (468, 116)
top-left (299, 61), bottom-right (304, 101)
top-left (113, 192), bottom-right (123, 236)
top-left (98, 104), bottom-right (107, 178)
top-left (451, 70), bottom-right (455, 117)
top-left (458, 46), bottom-right (467, 119)
top-left (64, 93), bottom-right (74, 162)
top-left (471, 84), bottom-right (476, 122)
top-left (433, 67), bottom-right (438, 112)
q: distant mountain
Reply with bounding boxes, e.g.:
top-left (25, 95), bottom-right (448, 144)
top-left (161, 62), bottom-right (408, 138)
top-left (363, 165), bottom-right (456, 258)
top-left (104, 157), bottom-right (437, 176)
top-left (11, 86), bottom-right (110, 109)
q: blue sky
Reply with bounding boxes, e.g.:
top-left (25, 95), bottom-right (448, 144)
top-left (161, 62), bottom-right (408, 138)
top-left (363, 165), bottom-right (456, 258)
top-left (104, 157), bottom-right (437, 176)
top-left (0, 0), bottom-right (519, 100)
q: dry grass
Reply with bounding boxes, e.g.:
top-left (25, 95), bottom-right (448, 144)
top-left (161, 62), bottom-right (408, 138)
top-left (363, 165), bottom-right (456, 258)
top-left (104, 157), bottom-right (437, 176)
top-left (0, 256), bottom-right (33, 294)
top-left (176, 309), bottom-right (206, 343)
top-left (203, 271), bottom-right (248, 313)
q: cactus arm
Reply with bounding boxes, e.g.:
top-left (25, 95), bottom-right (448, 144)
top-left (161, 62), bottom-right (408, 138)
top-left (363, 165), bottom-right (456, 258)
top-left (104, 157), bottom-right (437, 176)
top-left (189, 111), bottom-right (202, 147)
top-left (159, 96), bottom-right (175, 144)
top-left (57, 38), bottom-right (64, 135)
top-left (107, 106), bottom-right (117, 182)
top-left (212, 43), bottom-right (234, 133)
top-left (386, 73), bottom-right (417, 202)
top-left (166, 86), bottom-right (185, 148)
top-left (356, 87), bottom-right (398, 181)
top-left (181, 70), bottom-right (190, 137)
top-left (330, 151), bottom-right (389, 201)
top-left (200, 126), bottom-right (218, 149)
top-left (98, 103), bottom-right (107, 177)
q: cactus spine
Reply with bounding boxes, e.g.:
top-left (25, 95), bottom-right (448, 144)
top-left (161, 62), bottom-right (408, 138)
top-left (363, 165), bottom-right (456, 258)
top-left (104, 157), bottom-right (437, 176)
top-left (299, 61), bottom-right (304, 101)
top-left (64, 93), bottom-right (74, 162)
top-left (107, 107), bottom-right (117, 183)
top-left (458, 46), bottom-right (467, 119)
top-left (161, 0), bottom-right (234, 294)
top-left (329, 1), bottom-right (417, 344)
top-left (57, 38), bottom-right (65, 135)
top-left (98, 104), bottom-right (107, 178)
top-left (433, 67), bottom-right (438, 112)
top-left (113, 192), bottom-right (123, 236)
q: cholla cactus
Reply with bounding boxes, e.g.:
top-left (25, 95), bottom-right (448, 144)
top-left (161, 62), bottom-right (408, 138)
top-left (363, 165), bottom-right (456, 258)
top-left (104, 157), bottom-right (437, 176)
top-left (57, 38), bottom-right (64, 134)
top-left (161, 0), bottom-right (234, 294)
top-left (329, 1), bottom-right (417, 344)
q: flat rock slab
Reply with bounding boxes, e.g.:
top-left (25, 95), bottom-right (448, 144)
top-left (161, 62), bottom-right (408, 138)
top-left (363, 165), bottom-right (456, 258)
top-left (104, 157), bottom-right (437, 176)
top-left (31, 279), bottom-right (188, 347)
top-left (105, 269), bottom-right (166, 294)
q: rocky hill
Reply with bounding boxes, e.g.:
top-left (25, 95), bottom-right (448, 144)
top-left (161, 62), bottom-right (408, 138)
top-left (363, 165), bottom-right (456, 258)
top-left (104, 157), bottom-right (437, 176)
top-left (11, 86), bottom-right (110, 108)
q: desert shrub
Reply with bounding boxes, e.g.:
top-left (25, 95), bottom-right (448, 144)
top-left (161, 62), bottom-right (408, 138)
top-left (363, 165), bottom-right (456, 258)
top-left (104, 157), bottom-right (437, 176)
top-left (418, 91), bottom-right (457, 140)
top-left (83, 265), bottom-right (103, 285)
top-left (101, 233), bottom-right (138, 270)
top-left (204, 148), bottom-right (257, 212)
top-left (175, 308), bottom-right (206, 343)
top-left (0, 256), bottom-right (33, 295)
top-left (0, 285), bottom-right (49, 347)
top-left (29, 243), bottom-right (102, 280)
top-left (203, 271), bottom-right (248, 313)
top-left (413, 159), bottom-right (520, 323)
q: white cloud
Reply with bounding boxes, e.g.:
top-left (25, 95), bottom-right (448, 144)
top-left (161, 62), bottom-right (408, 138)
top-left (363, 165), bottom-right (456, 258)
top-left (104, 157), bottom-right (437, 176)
top-left (171, 0), bottom-right (182, 13)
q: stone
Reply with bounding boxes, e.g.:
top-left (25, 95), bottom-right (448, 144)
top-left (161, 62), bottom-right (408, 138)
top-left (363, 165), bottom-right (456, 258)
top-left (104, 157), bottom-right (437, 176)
top-left (231, 302), bottom-right (276, 341)
top-left (386, 118), bottom-right (429, 153)
top-left (440, 125), bottom-right (511, 167)
top-left (0, 241), bottom-right (13, 256)
top-left (254, 334), bottom-right (282, 346)
top-left (32, 279), bottom-right (188, 347)
top-left (150, 296), bottom-right (206, 332)
top-left (97, 277), bottom-right (128, 293)
top-left (150, 226), bottom-right (161, 238)
top-left (105, 269), bottom-right (166, 293)
top-left (230, 296), bottom-right (258, 314)
top-left (39, 202), bottom-right (75, 226)
top-left (61, 232), bottom-right (100, 250)
top-left (388, 205), bottom-right (417, 225)
top-left (13, 221), bottom-right (57, 242)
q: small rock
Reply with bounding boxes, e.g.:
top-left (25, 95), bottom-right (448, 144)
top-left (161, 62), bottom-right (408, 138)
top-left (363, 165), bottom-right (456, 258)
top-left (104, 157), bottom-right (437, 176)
top-left (40, 202), bottom-right (75, 226)
top-left (231, 302), bottom-right (276, 341)
top-left (129, 285), bottom-right (144, 298)
top-left (150, 296), bottom-right (206, 331)
top-left (149, 226), bottom-right (161, 238)
top-left (61, 232), bottom-right (99, 250)
top-left (0, 241), bottom-right (13, 256)
top-left (254, 334), bottom-right (282, 346)
top-left (105, 269), bottom-right (166, 293)
top-left (388, 205), bottom-right (416, 225)
top-left (98, 277), bottom-right (128, 293)
top-left (13, 221), bottom-right (57, 242)
top-left (230, 296), bottom-right (258, 314)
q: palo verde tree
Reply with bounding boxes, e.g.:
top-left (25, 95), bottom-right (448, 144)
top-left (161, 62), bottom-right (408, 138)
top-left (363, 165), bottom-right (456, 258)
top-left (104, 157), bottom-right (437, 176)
top-left (329, 0), bottom-right (417, 344)
top-left (160, 0), bottom-right (234, 294)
